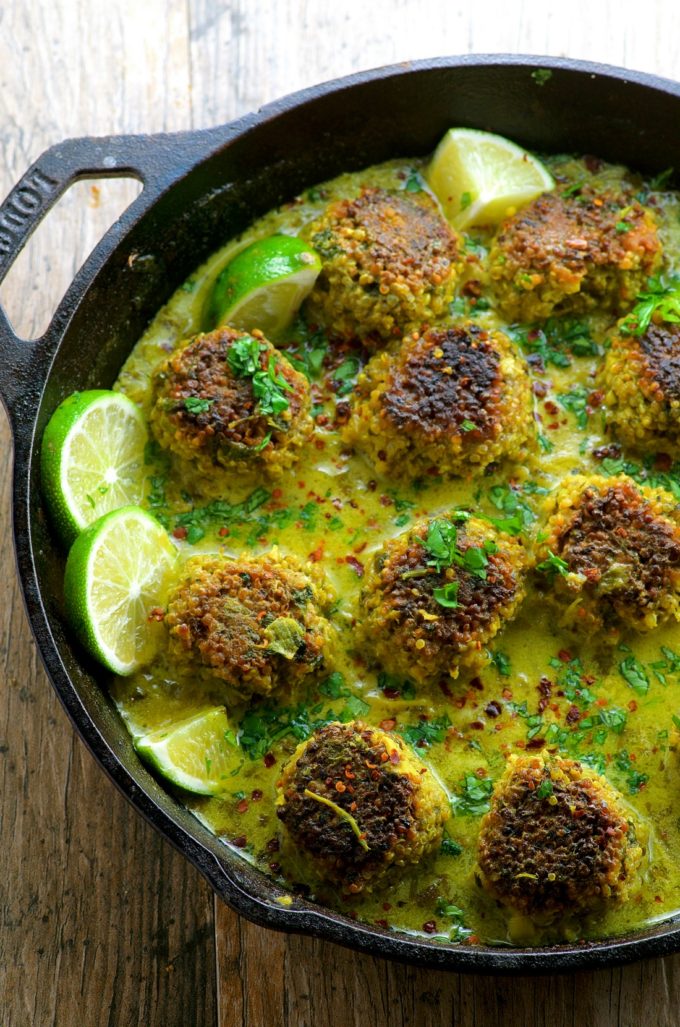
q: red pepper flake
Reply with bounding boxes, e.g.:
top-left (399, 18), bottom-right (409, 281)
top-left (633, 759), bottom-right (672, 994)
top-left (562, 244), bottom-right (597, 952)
top-left (502, 688), bottom-right (513, 700)
top-left (565, 705), bottom-right (581, 725)
top-left (233, 835), bottom-right (248, 848)
top-left (236, 799), bottom-right (249, 814)
top-left (271, 488), bottom-right (283, 500)
top-left (375, 919), bottom-right (390, 929)
top-left (588, 389), bottom-right (604, 409)
top-left (309, 543), bottom-right (325, 562)
top-left (266, 838), bottom-right (280, 853)
top-left (335, 780), bottom-right (347, 793)
top-left (544, 400), bottom-right (559, 415)
top-left (485, 701), bottom-right (502, 718)
top-left (251, 789), bottom-right (263, 802)
top-left (172, 526), bottom-right (188, 540)
top-left (532, 380), bottom-right (548, 397)
top-left (263, 752), bottom-right (276, 768)
top-left (470, 720), bottom-right (485, 731)
top-left (345, 555), bottom-right (365, 577)
top-left (382, 902), bottom-right (392, 912)
top-left (628, 700), bottom-right (638, 713)
top-left (380, 718), bottom-right (396, 731)
top-left (422, 920), bottom-right (438, 934)
top-left (526, 737), bottom-right (546, 750)
top-left (389, 750), bottom-right (400, 764)
top-left (147, 606), bottom-right (165, 622)
top-left (558, 649), bottom-right (572, 663)
top-left (383, 687), bottom-right (400, 700)
top-left (218, 526), bottom-right (230, 537)
top-left (367, 480), bottom-right (377, 492)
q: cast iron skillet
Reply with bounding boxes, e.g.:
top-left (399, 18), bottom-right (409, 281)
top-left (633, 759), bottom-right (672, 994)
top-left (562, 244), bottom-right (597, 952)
top-left (2, 54), bottom-right (680, 973)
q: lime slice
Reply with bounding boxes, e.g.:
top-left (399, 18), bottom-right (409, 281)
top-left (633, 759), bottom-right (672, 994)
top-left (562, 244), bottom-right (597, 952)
top-left (64, 505), bottom-right (177, 675)
top-left (41, 389), bottom-right (148, 543)
top-left (135, 707), bottom-right (236, 795)
top-left (426, 127), bottom-right (555, 230)
top-left (205, 234), bottom-right (322, 337)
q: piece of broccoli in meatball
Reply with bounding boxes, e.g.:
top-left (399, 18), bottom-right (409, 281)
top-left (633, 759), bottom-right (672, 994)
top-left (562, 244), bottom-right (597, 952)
top-left (302, 188), bottom-right (462, 346)
top-left (343, 322), bottom-right (534, 479)
top-left (150, 327), bottom-right (312, 492)
top-left (165, 551), bottom-right (333, 698)
top-left (535, 473), bottom-right (680, 633)
top-left (360, 513), bottom-right (527, 685)
top-left (488, 189), bottom-right (661, 323)
top-left (600, 318), bottom-right (680, 455)
top-left (276, 721), bottom-right (448, 893)
top-left (477, 754), bottom-right (643, 925)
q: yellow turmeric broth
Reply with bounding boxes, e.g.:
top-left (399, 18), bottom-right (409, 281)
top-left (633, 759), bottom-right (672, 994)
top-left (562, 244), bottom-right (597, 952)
top-left (112, 154), bottom-right (680, 947)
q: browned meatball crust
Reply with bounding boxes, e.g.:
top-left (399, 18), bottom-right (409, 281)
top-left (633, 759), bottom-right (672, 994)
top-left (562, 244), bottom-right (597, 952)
top-left (477, 754), bottom-right (643, 921)
top-left (489, 190), bottom-right (661, 323)
top-left (276, 721), bottom-right (448, 893)
top-left (344, 322), bottom-right (533, 478)
top-left (165, 552), bottom-right (333, 697)
top-left (303, 188), bottom-right (462, 345)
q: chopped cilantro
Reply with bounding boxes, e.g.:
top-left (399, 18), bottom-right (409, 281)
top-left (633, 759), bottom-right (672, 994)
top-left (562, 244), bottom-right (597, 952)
top-left (510, 317), bottom-right (598, 369)
top-left (338, 695), bottom-right (371, 721)
top-left (614, 749), bottom-right (648, 794)
top-left (435, 898), bottom-right (472, 942)
top-left (440, 837), bottom-right (463, 857)
top-left (649, 167), bottom-right (674, 190)
top-left (318, 671), bottom-right (350, 699)
top-left (460, 191), bottom-right (472, 211)
top-left (531, 68), bottom-right (552, 85)
top-left (619, 655), bottom-right (649, 695)
top-left (536, 778), bottom-right (554, 799)
top-left (399, 715), bottom-right (451, 748)
top-left (615, 220), bottom-right (632, 233)
top-left (404, 171), bottom-right (423, 192)
top-left (556, 385), bottom-right (590, 429)
top-left (490, 650), bottom-right (511, 676)
top-left (433, 581), bottom-right (459, 608)
top-left (184, 396), bottom-right (214, 415)
top-left (450, 774), bottom-right (493, 817)
top-left (536, 549), bottom-right (569, 578)
top-left (619, 273), bottom-right (680, 336)
top-left (460, 419), bottom-right (476, 432)
top-left (227, 334), bottom-right (292, 416)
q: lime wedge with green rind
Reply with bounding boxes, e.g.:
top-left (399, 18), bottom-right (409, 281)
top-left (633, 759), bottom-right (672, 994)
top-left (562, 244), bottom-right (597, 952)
top-left (135, 707), bottom-right (236, 795)
top-left (64, 505), bottom-right (177, 676)
top-left (426, 127), bottom-right (555, 230)
top-left (205, 234), bottom-right (321, 338)
top-left (41, 389), bottom-right (148, 544)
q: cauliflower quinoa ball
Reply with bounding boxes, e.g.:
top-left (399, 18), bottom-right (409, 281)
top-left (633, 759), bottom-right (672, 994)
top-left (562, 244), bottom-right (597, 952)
top-left (149, 326), bottom-right (312, 491)
top-left (275, 720), bottom-right (448, 893)
top-left (360, 514), bottom-right (527, 684)
top-left (343, 322), bottom-right (534, 479)
top-left (476, 754), bottom-right (644, 925)
top-left (488, 189), bottom-right (662, 323)
top-left (535, 473), bottom-right (680, 633)
top-left (600, 318), bottom-right (680, 455)
top-left (165, 551), bottom-right (333, 698)
top-left (302, 187), bottom-right (463, 346)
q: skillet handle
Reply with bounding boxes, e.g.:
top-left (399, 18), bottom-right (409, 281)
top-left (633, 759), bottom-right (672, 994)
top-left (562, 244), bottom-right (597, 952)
top-left (0, 132), bottom-right (204, 420)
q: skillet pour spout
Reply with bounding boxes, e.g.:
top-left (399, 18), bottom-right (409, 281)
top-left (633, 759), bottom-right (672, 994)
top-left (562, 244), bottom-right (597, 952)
top-left (2, 54), bottom-right (680, 972)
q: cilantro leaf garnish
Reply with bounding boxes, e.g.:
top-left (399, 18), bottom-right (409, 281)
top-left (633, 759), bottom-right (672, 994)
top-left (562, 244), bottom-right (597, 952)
top-left (619, 274), bottom-right (680, 337)
top-left (536, 549), bottom-right (569, 578)
top-left (432, 582), bottom-right (459, 608)
top-left (184, 396), bottom-right (214, 415)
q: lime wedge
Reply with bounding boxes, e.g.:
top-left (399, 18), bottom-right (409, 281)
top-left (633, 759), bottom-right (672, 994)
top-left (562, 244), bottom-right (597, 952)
top-left (426, 127), bottom-right (555, 230)
top-left (64, 505), bottom-right (177, 675)
top-left (135, 707), bottom-right (236, 795)
top-left (205, 234), bottom-right (321, 338)
top-left (41, 389), bottom-right (148, 543)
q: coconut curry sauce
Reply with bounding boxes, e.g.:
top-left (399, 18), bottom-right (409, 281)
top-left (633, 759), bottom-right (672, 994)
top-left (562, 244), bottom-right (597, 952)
top-left (112, 155), bottom-right (680, 947)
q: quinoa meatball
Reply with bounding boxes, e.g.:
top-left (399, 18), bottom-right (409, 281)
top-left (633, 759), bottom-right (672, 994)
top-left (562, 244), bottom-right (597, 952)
top-left (343, 322), bottom-right (534, 479)
top-left (303, 188), bottom-right (462, 346)
top-left (276, 721), bottom-right (448, 893)
top-left (535, 474), bottom-right (680, 633)
top-left (360, 514), bottom-right (527, 684)
top-left (477, 754), bottom-right (643, 923)
top-left (488, 190), bottom-right (661, 323)
top-left (600, 318), bottom-right (680, 455)
top-left (165, 552), bottom-right (333, 698)
top-left (150, 327), bottom-right (312, 491)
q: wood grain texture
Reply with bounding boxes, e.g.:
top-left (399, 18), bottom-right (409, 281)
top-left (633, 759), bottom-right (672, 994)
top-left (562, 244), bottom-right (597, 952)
top-left (3, 1), bottom-right (680, 1024)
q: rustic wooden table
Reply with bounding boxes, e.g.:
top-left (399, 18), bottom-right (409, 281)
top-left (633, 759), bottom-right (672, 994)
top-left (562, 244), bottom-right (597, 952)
top-left (2, 2), bottom-right (680, 1024)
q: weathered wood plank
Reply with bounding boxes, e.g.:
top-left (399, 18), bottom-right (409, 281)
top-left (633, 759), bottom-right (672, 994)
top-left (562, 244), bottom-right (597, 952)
top-left (0, 3), bottom-right (216, 1026)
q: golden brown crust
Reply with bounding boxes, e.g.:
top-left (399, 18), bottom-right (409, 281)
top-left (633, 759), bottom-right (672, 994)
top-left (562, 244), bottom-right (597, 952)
top-left (150, 327), bottom-right (313, 490)
top-left (477, 754), bottom-right (643, 920)
top-left (360, 516), bottom-right (527, 684)
top-left (343, 323), bottom-right (534, 479)
top-left (165, 552), bottom-right (333, 697)
top-left (601, 319), bottom-right (680, 454)
top-left (303, 188), bottom-right (462, 345)
top-left (535, 473), bottom-right (680, 632)
top-left (276, 721), bottom-right (448, 893)
top-left (489, 190), bottom-right (662, 323)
